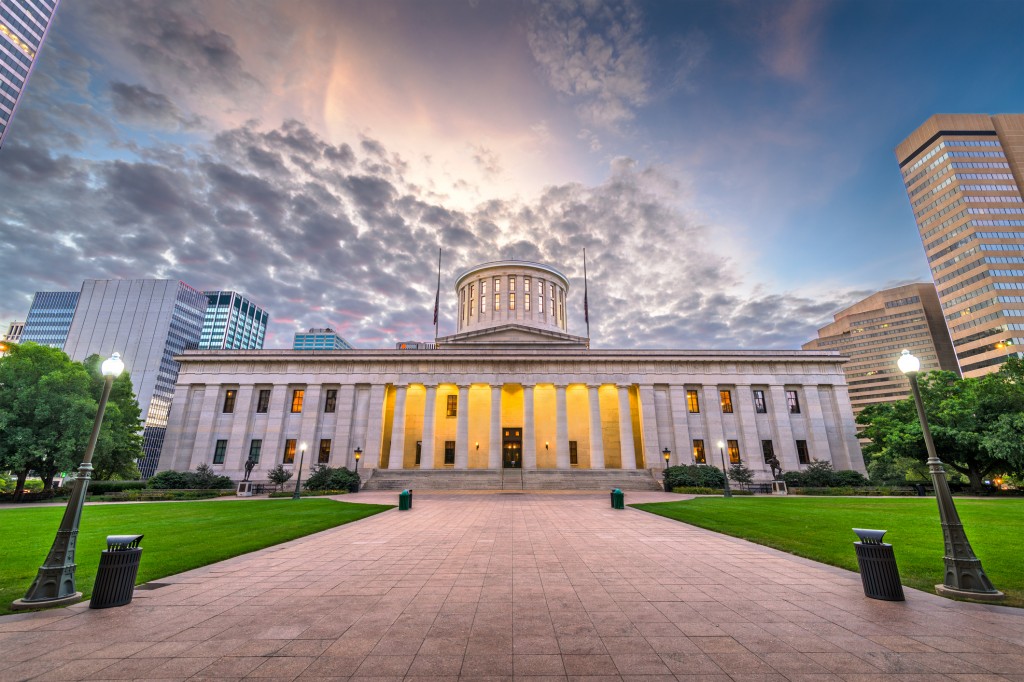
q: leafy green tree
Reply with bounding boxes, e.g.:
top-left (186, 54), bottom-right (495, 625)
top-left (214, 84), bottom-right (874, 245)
top-left (0, 343), bottom-right (95, 499)
top-left (268, 464), bottom-right (293, 491)
top-left (727, 463), bottom-right (754, 487)
top-left (82, 354), bottom-right (143, 480)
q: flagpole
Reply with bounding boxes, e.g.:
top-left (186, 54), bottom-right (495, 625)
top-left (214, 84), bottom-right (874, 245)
top-left (583, 248), bottom-right (590, 347)
top-left (434, 248), bottom-right (441, 342)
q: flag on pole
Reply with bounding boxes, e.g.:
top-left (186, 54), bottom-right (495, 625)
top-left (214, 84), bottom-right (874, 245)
top-left (433, 248), bottom-right (441, 328)
top-left (583, 248), bottom-right (590, 338)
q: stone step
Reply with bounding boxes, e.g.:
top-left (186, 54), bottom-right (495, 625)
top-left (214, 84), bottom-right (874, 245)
top-left (361, 468), bottom-right (663, 491)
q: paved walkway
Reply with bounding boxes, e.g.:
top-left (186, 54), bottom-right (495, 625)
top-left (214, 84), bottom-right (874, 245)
top-left (2, 492), bottom-right (1022, 681)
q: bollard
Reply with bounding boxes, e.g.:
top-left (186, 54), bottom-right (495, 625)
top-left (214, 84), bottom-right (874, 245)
top-left (853, 528), bottom-right (905, 601)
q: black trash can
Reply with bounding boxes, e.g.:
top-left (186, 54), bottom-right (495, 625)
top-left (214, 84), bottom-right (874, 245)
top-left (852, 529), bottom-right (904, 601)
top-left (90, 535), bottom-right (144, 609)
top-left (914, 484), bottom-right (926, 497)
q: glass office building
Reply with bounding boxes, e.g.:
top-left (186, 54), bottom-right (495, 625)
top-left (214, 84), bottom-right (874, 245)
top-left (293, 328), bottom-right (354, 350)
top-left (19, 290), bottom-right (78, 347)
top-left (199, 290), bottom-right (268, 350)
top-left (0, 0), bottom-right (60, 148)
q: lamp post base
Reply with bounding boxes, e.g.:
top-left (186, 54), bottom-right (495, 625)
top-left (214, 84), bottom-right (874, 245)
top-left (10, 592), bottom-right (83, 611)
top-left (935, 584), bottom-right (1006, 602)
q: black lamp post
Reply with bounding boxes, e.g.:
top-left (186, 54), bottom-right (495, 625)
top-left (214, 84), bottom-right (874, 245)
top-left (354, 447), bottom-right (362, 473)
top-left (662, 447), bottom-right (671, 469)
top-left (13, 352), bottom-right (125, 610)
top-left (717, 440), bottom-right (733, 499)
top-left (897, 349), bottom-right (1003, 600)
top-left (291, 442), bottom-right (306, 500)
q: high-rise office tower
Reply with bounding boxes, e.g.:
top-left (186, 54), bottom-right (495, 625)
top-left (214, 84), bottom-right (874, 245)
top-left (896, 114), bottom-right (1024, 378)
top-left (19, 290), bottom-right (78, 347)
top-left (199, 290), bottom-right (268, 350)
top-left (3, 319), bottom-right (23, 342)
top-left (0, 0), bottom-right (60, 148)
top-left (292, 327), bottom-right (354, 350)
top-left (62, 279), bottom-right (208, 477)
top-left (803, 283), bottom-right (960, 414)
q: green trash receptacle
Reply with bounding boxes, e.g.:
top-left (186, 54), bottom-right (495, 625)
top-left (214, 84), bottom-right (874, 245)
top-left (90, 535), bottom-right (144, 609)
top-left (399, 489), bottom-right (411, 511)
top-left (610, 489), bottom-right (624, 509)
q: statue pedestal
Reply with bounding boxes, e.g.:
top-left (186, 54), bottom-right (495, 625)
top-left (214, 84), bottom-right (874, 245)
top-left (236, 482), bottom-right (253, 497)
top-left (771, 481), bottom-right (788, 495)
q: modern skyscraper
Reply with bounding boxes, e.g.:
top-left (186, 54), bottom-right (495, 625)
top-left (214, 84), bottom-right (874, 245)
top-left (292, 327), bottom-right (354, 350)
top-left (0, 0), bottom-right (60, 148)
top-left (199, 290), bottom-right (268, 350)
top-left (19, 290), bottom-right (78, 348)
top-left (3, 319), bottom-right (23, 343)
top-left (803, 283), bottom-right (959, 414)
top-left (896, 114), bottom-right (1024, 378)
top-left (62, 279), bottom-right (208, 477)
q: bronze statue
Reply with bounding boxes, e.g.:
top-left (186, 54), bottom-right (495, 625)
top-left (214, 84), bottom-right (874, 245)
top-left (766, 454), bottom-right (782, 481)
top-left (243, 457), bottom-right (256, 482)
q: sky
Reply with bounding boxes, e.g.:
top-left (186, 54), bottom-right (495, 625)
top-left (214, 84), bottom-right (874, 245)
top-left (1, 0), bottom-right (1023, 350)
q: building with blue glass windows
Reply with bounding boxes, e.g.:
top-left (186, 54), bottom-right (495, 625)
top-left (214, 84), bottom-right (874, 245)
top-left (62, 279), bottom-right (208, 477)
top-left (199, 290), bottom-right (268, 350)
top-left (0, 0), bottom-right (60, 148)
top-left (19, 290), bottom-right (79, 347)
top-left (293, 327), bottom-right (354, 350)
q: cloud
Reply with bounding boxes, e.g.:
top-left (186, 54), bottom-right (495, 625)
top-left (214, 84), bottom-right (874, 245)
top-left (527, 0), bottom-right (650, 130)
top-left (109, 82), bottom-right (201, 129)
top-left (757, 0), bottom-right (826, 81)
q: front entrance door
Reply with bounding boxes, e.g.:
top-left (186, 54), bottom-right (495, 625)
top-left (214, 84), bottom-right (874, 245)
top-left (502, 427), bottom-right (522, 468)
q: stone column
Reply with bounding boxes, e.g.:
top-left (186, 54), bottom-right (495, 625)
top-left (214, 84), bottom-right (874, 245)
top-left (420, 384), bottom-right (437, 469)
top-left (362, 383), bottom-right (387, 469)
top-left (454, 384), bottom-right (470, 469)
top-left (638, 384), bottom-right (659, 469)
top-left (733, 384), bottom-right (765, 475)
top-left (522, 383), bottom-right (537, 469)
top-left (587, 384), bottom-right (605, 469)
top-left (555, 384), bottom-right (570, 469)
top-left (388, 384), bottom-right (408, 469)
top-left (769, 385), bottom-right (799, 471)
top-left (805, 386), bottom-right (831, 465)
top-left (332, 384), bottom-right (356, 467)
top-left (489, 384), bottom-right (503, 469)
top-left (260, 385), bottom-right (290, 472)
top-left (224, 384), bottom-right (255, 474)
top-left (617, 385), bottom-right (636, 469)
top-left (298, 385), bottom-right (323, 473)
top-left (702, 385), bottom-right (726, 469)
top-left (667, 385), bottom-right (691, 465)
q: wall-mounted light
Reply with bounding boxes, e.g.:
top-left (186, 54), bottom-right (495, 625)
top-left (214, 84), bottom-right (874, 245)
top-left (475, 441), bottom-right (479, 450)
top-left (545, 441), bottom-right (549, 450)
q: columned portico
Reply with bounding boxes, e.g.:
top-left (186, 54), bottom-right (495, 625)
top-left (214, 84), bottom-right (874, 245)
top-left (617, 385), bottom-right (636, 469)
top-left (388, 384), bottom-right (407, 469)
top-left (421, 384), bottom-right (437, 469)
top-left (454, 384), bottom-right (470, 469)
top-left (489, 385), bottom-right (502, 469)
top-left (522, 383), bottom-right (537, 469)
top-left (587, 384), bottom-right (604, 469)
top-left (554, 384), bottom-right (570, 469)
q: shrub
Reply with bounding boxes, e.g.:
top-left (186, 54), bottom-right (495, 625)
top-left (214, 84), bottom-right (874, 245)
top-left (145, 465), bottom-right (233, 490)
top-left (833, 469), bottom-right (869, 487)
top-left (728, 463), bottom-right (754, 486)
top-left (192, 463), bottom-right (234, 489)
top-left (146, 470), bottom-right (193, 489)
top-left (782, 470), bottom-right (806, 487)
top-left (304, 465), bottom-right (360, 492)
top-left (803, 460), bottom-right (836, 487)
top-left (87, 480), bottom-right (146, 494)
top-left (671, 486), bottom-right (727, 495)
top-left (664, 464), bottom-right (726, 490)
top-left (268, 464), bottom-right (293, 490)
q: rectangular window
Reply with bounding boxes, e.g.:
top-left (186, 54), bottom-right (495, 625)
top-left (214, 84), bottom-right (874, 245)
top-left (222, 389), bottom-right (236, 413)
top-left (481, 280), bottom-right (487, 313)
top-left (494, 292), bottom-right (500, 311)
top-left (720, 390), bottom-right (733, 414)
top-left (469, 284), bottom-right (475, 317)
top-left (569, 441), bottom-right (578, 466)
top-left (728, 440), bottom-right (740, 464)
top-left (509, 276), bottom-right (515, 293)
top-left (796, 439), bottom-right (810, 464)
top-left (525, 292), bottom-right (531, 311)
top-left (318, 439), bottom-right (331, 464)
top-left (761, 439), bottom-right (775, 463)
top-left (291, 389), bottom-right (304, 413)
top-left (559, 291), bottom-right (565, 323)
top-left (687, 390), bottom-right (700, 413)
top-left (787, 390), bottom-right (801, 414)
top-left (415, 440), bottom-right (422, 466)
top-left (550, 290), bottom-right (555, 316)
top-left (753, 389), bottom-right (767, 414)
top-left (256, 389), bottom-right (271, 413)
top-left (509, 292), bottom-right (515, 310)
top-left (538, 281), bottom-right (544, 313)
top-left (461, 289), bottom-right (466, 323)
top-left (213, 439), bottom-right (227, 464)
top-left (324, 389), bottom-right (337, 413)
top-left (494, 276), bottom-right (500, 293)
top-left (692, 439), bottom-right (706, 464)
top-left (444, 440), bottom-right (455, 465)
top-left (283, 439), bottom-right (296, 464)
top-left (248, 439), bottom-right (262, 463)
top-left (446, 394), bottom-right (457, 417)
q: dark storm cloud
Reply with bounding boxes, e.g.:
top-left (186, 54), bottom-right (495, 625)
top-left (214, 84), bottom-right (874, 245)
top-left (109, 82), bottom-right (200, 129)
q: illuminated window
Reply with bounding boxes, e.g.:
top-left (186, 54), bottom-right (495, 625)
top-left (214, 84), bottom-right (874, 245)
top-left (469, 284), bottom-right (475, 317)
top-left (796, 440), bottom-right (810, 464)
top-left (481, 280), bottom-right (487, 313)
top-left (324, 389), bottom-right (337, 413)
top-left (222, 389), bottom-right (236, 413)
top-left (687, 390), bottom-right (700, 413)
top-left (753, 389), bottom-right (767, 414)
top-left (550, 288), bottom-right (555, 317)
top-left (509, 292), bottom-right (516, 310)
top-left (461, 289), bottom-right (466, 323)
top-left (248, 439), bottom-right (262, 463)
top-left (446, 394), bottom-right (457, 417)
top-left (509, 276), bottom-right (515, 293)
top-left (291, 389), bottom-right (304, 413)
top-left (525, 292), bottom-right (531, 311)
top-left (444, 440), bottom-right (455, 465)
top-left (283, 439), bottom-right (296, 464)
top-left (728, 440), bottom-right (740, 464)
top-left (318, 439), bottom-right (331, 464)
top-left (786, 390), bottom-right (800, 414)
top-left (692, 439), bottom-right (706, 463)
top-left (720, 390), bottom-right (733, 414)
top-left (761, 440), bottom-right (774, 463)
top-left (538, 280), bottom-right (545, 313)
top-left (494, 292), bottom-right (500, 311)
top-left (213, 439), bottom-right (227, 464)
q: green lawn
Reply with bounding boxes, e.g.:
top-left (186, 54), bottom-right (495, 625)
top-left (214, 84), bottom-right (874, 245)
top-left (632, 497), bottom-right (1024, 607)
top-left (0, 499), bottom-right (392, 616)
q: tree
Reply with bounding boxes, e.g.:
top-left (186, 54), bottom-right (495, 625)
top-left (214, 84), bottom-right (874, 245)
top-left (82, 354), bottom-right (143, 480)
top-left (727, 463), bottom-right (754, 487)
top-left (268, 464), bottom-right (293, 491)
top-left (0, 343), bottom-right (95, 499)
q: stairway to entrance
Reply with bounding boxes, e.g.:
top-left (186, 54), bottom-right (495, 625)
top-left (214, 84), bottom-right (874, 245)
top-left (360, 468), bottom-right (663, 491)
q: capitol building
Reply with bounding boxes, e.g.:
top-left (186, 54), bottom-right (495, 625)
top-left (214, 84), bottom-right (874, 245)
top-left (160, 260), bottom-right (864, 488)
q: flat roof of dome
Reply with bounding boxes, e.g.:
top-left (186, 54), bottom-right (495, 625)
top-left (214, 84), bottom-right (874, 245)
top-left (454, 260), bottom-right (569, 290)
